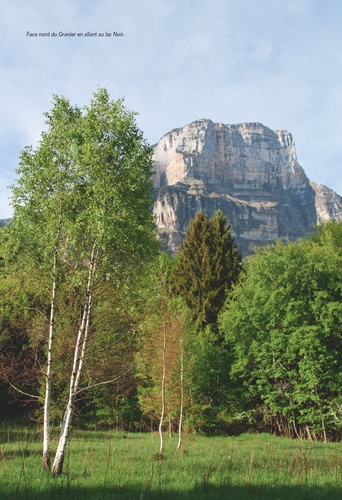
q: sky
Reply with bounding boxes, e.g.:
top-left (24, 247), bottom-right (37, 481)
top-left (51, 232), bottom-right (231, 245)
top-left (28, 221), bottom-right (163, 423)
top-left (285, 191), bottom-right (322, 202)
top-left (1, 0), bottom-right (342, 218)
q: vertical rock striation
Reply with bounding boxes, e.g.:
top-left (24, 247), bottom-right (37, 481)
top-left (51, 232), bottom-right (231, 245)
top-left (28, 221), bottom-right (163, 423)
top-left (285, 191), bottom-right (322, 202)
top-left (153, 120), bottom-right (342, 257)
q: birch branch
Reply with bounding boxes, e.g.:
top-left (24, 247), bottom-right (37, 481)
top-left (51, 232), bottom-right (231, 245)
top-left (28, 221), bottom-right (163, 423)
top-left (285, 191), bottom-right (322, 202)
top-left (74, 364), bottom-right (134, 395)
top-left (7, 381), bottom-right (42, 401)
top-left (13, 302), bottom-right (49, 322)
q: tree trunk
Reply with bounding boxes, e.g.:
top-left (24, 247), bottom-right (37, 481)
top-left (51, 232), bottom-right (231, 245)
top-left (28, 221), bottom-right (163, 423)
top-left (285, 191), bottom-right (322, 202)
top-left (52, 244), bottom-right (97, 475)
top-left (42, 249), bottom-right (58, 471)
top-left (168, 411), bottom-right (172, 438)
top-left (177, 332), bottom-right (184, 451)
top-left (159, 322), bottom-right (167, 456)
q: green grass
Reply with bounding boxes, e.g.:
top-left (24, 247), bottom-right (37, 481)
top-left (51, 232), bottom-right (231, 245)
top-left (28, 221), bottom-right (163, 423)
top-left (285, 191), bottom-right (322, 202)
top-left (0, 425), bottom-right (341, 499)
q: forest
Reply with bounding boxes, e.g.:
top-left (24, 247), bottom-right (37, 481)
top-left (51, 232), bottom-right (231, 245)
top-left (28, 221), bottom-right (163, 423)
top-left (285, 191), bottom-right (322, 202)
top-left (0, 89), bottom-right (341, 477)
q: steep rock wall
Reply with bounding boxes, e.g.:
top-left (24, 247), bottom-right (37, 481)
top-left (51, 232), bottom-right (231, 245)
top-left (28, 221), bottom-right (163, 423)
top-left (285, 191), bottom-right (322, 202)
top-left (153, 120), bottom-right (342, 256)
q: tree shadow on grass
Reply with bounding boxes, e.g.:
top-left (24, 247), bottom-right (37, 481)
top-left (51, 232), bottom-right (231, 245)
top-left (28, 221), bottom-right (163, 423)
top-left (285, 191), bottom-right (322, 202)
top-left (2, 483), bottom-right (341, 500)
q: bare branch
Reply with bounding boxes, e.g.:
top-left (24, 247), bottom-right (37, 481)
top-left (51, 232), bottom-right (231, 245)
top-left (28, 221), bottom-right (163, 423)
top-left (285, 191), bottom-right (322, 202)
top-left (7, 381), bottom-right (42, 401)
top-left (74, 364), bottom-right (134, 396)
top-left (85, 332), bottom-right (134, 357)
top-left (13, 301), bottom-right (49, 322)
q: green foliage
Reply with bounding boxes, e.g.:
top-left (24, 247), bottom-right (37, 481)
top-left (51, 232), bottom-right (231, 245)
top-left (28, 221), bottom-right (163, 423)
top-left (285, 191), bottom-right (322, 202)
top-left (171, 210), bottom-right (241, 330)
top-left (2, 89), bottom-right (342, 445)
top-left (220, 225), bottom-right (342, 440)
top-left (136, 255), bottom-right (195, 431)
top-left (73, 272), bottom-right (145, 427)
top-left (185, 326), bottom-right (234, 434)
top-left (1, 88), bottom-right (158, 427)
top-left (0, 240), bottom-right (49, 416)
top-left (10, 88), bottom-right (157, 269)
top-left (166, 211), bottom-right (241, 433)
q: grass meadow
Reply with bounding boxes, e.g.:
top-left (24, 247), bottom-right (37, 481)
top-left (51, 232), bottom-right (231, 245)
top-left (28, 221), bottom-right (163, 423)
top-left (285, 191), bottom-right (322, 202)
top-left (0, 424), bottom-right (341, 499)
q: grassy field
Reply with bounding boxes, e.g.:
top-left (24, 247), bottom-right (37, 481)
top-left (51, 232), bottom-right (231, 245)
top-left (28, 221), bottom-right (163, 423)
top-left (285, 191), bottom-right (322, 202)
top-left (0, 424), bottom-right (341, 499)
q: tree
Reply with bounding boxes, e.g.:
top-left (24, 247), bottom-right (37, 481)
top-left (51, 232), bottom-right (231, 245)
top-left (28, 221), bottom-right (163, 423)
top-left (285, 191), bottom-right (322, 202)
top-left (171, 210), bottom-right (241, 331)
top-left (220, 228), bottom-right (342, 441)
top-left (5, 94), bottom-right (88, 469)
top-left (168, 211), bottom-right (241, 434)
top-left (136, 256), bottom-right (194, 454)
top-left (7, 88), bottom-right (158, 474)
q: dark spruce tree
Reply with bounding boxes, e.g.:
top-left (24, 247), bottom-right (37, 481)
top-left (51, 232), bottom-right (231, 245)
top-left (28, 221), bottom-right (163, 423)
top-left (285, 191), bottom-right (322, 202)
top-left (171, 210), bottom-right (241, 331)
top-left (169, 211), bottom-right (241, 433)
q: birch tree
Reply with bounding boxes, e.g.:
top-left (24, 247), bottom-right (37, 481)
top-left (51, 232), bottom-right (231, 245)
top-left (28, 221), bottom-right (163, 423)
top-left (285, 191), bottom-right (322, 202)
top-left (10, 98), bottom-right (82, 470)
top-left (9, 88), bottom-right (157, 474)
top-left (136, 258), bottom-right (194, 455)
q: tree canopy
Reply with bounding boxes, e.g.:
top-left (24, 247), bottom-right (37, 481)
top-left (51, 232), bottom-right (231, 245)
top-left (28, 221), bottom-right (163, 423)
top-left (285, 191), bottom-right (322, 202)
top-left (171, 210), bottom-right (241, 330)
top-left (0, 88), bottom-right (158, 474)
top-left (220, 225), bottom-right (342, 441)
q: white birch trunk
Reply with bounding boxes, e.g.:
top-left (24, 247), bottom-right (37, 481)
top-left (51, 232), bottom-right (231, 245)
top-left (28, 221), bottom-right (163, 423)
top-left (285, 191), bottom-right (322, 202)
top-left (168, 411), bottom-right (172, 438)
top-left (42, 249), bottom-right (57, 471)
top-left (52, 244), bottom-right (97, 475)
top-left (74, 303), bottom-right (92, 392)
top-left (177, 332), bottom-right (184, 451)
top-left (159, 322), bottom-right (167, 455)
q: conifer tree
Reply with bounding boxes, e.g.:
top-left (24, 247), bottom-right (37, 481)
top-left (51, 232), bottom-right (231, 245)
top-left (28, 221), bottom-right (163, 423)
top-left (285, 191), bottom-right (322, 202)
top-left (171, 210), bottom-right (241, 330)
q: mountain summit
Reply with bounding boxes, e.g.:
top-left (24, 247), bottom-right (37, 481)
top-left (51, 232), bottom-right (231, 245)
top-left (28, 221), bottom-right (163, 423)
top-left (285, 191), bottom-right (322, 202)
top-left (152, 120), bottom-right (342, 257)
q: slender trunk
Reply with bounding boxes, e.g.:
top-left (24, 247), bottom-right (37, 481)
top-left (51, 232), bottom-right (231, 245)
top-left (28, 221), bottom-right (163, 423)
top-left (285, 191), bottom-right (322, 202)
top-left (159, 322), bottom-right (166, 455)
top-left (322, 423), bottom-right (327, 444)
top-left (306, 426), bottom-right (313, 441)
top-left (52, 244), bottom-right (97, 475)
top-left (293, 419), bottom-right (301, 439)
top-left (168, 411), bottom-right (172, 438)
top-left (74, 302), bottom-right (92, 392)
top-left (177, 332), bottom-right (184, 451)
top-left (52, 306), bottom-right (93, 475)
top-left (42, 249), bottom-right (58, 471)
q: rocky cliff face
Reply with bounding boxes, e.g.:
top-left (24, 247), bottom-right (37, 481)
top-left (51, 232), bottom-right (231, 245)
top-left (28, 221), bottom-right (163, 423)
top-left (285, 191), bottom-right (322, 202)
top-left (153, 120), bottom-right (342, 257)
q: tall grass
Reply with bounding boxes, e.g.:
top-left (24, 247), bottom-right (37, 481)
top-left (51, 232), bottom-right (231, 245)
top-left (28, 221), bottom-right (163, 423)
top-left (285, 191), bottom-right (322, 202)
top-left (0, 424), bottom-right (341, 499)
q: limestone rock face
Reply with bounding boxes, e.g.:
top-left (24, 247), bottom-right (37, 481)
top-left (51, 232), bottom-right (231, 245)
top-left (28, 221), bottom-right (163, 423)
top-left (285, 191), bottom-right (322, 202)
top-left (310, 182), bottom-right (342, 223)
top-left (153, 120), bottom-right (342, 257)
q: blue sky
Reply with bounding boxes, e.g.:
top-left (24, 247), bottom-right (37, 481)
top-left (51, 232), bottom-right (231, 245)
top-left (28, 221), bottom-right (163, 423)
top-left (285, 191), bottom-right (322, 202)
top-left (1, 0), bottom-right (342, 217)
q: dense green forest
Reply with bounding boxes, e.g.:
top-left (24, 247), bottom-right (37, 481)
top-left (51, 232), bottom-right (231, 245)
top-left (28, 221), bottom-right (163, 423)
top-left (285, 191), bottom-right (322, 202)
top-left (0, 89), bottom-right (341, 472)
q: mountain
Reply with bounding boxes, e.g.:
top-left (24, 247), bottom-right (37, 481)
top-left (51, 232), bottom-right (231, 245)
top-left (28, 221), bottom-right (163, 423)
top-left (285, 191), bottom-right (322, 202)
top-left (0, 218), bottom-right (10, 227)
top-left (152, 120), bottom-right (342, 257)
